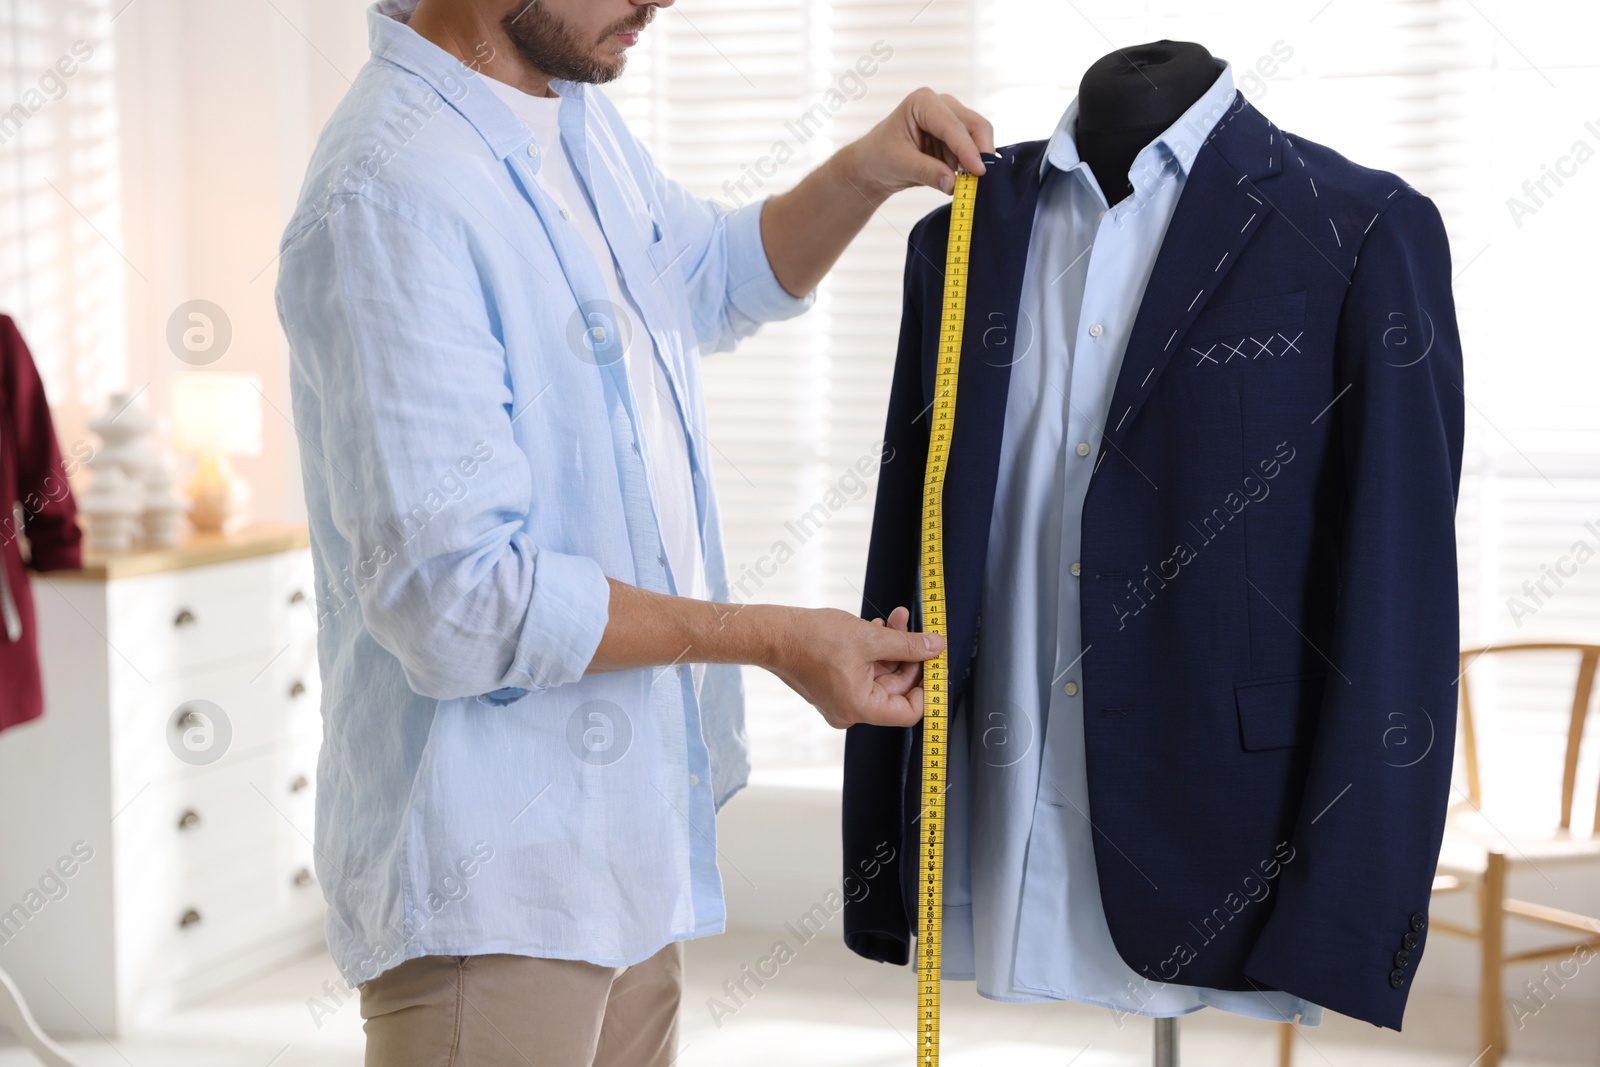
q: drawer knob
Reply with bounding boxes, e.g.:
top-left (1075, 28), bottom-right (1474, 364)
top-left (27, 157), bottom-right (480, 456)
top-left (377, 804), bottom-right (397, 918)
top-left (289, 589), bottom-right (307, 606)
top-left (173, 608), bottom-right (197, 628)
top-left (289, 680), bottom-right (307, 699)
top-left (292, 867), bottom-right (314, 888)
top-left (177, 809), bottom-right (201, 831)
top-left (178, 908), bottom-right (202, 929)
top-left (289, 774), bottom-right (310, 794)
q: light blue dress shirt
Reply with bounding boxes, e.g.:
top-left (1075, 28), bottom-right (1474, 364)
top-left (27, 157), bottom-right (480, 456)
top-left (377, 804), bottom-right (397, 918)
top-left (940, 62), bottom-right (1322, 1025)
top-left (275, 2), bottom-right (813, 985)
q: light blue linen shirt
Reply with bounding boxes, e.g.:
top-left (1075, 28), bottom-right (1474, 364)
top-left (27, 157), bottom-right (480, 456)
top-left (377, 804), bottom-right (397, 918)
top-left (275, 2), bottom-right (813, 985)
top-left (940, 63), bottom-right (1322, 1025)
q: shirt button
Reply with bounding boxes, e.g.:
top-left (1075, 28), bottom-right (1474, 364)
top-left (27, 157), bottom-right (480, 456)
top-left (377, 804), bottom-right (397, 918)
top-left (631, 441), bottom-right (640, 454)
top-left (1070, 562), bottom-right (1082, 577)
top-left (688, 774), bottom-right (700, 786)
top-left (560, 207), bottom-right (572, 220)
top-left (1063, 681), bottom-right (1079, 696)
top-left (527, 143), bottom-right (539, 157)
top-left (1076, 442), bottom-right (1091, 457)
top-left (1088, 322), bottom-right (1104, 337)
top-left (591, 326), bottom-right (607, 344)
top-left (658, 555), bottom-right (666, 567)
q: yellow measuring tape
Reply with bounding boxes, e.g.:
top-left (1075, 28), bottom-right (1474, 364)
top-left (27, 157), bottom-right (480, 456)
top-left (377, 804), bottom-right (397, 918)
top-left (916, 169), bottom-right (977, 1067)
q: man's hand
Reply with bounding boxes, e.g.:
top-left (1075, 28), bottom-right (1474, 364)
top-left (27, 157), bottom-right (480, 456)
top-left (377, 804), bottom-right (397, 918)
top-left (840, 87), bottom-right (995, 201)
top-left (760, 88), bottom-right (995, 297)
top-left (764, 604), bottom-right (942, 729)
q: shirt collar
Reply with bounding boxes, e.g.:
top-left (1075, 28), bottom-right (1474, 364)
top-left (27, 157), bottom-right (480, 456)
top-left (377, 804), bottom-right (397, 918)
top-left (368, 0), bottom-right (579, 160)
top-left (1040, 59), bottom-right (1236, 189)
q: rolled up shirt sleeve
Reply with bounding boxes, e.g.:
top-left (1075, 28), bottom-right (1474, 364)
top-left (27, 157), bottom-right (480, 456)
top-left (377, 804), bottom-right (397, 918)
top-left (277, 193), bottom-right (611, 703)
top-left (586, 88), bottom-right (816, 353)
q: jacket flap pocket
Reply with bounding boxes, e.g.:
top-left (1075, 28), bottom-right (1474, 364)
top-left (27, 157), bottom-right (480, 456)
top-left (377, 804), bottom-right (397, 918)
top-left (1187, 290), bottom-right (1306, 346)
top-left (1235, 672), bottom-right (1325, 751)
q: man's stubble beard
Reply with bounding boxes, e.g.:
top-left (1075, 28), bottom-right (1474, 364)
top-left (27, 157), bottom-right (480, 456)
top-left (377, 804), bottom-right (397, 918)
top-left (501, 3), bottom-right (654, 85)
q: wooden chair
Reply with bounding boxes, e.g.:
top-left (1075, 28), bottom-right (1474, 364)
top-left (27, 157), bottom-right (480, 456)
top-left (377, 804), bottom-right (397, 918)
top-left (1276, 641), bottom-right (1600, 1067)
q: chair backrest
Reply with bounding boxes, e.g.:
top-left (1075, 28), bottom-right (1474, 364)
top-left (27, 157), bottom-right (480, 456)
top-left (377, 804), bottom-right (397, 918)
top-left (1458, 642), bottom-right (1600, 833)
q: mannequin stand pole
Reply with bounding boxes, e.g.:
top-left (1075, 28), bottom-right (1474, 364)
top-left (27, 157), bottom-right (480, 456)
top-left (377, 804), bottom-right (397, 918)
top-left (0, 966), bottom-right (84, 1067)
top-left (1153, 1017), bottom-right (1179, 1067)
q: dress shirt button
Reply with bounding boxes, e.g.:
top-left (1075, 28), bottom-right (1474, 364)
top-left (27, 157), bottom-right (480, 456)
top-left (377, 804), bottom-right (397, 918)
top-left (527, 143), bottom-right (539, 157)
top-left (1070, 562), bottom-right (1082, 577)
top-left (1401, 931), bottom-right (1419, 950)
top-left (1088, 322), bottom-right (1104, 338)
top-left (1389, 969), bottom-right (1405, 989)
top-left (1063, 681), bottom-right (1079, 697)
top-left (658, 555), bottom-right (666, 567)
top-left (688, 773), bottom-right (699, 786)
top-left (560, 207), bottom-right (572, 220)
top-left (1076, 442), bottom-right (1091, 457)
top-left (591, 326), bottom-right (607, 344)
top-left (1410, 913), bottom-right (1427, 932)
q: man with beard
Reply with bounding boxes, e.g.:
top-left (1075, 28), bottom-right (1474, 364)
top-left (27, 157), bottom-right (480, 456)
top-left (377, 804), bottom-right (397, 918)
top-left (274, 1), bottom-right (991, 1064)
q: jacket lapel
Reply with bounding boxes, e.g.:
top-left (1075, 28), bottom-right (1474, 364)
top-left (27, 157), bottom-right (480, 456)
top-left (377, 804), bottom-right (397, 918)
top-left (1093, 96), bottom-right (1284, 464)
top-left (938, 140), bottom-right (1047, 694)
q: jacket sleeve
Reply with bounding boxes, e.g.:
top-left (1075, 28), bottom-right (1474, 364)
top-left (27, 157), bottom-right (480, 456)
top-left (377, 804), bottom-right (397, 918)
top-left (1241, 190), bottom-right (1465, 1029)
top-left (842, 219), bottom-right (933, 965)
top-left (1, 318), bottom-right (81, 572)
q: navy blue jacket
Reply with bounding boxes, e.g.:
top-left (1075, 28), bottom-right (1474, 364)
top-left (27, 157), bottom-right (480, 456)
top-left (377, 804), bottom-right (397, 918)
top-left (841, 95), bottom-right (1464, 1031)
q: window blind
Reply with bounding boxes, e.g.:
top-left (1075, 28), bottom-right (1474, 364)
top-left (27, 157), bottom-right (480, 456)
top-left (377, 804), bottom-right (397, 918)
top-left (0, 0), bottom-right (125, 440)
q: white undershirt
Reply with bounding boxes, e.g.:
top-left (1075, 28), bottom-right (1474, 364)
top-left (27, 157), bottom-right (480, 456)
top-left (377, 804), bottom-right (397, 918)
top-left (481, 78), bottom-right (711, 677)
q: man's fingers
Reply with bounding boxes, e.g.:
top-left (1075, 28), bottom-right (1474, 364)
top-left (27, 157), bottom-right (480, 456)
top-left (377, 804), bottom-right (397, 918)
top-left (910, 89), bottom-right (987, 178)
top-left (944, 95), bottom-right (996, 155)
top-left (863, 682), bottom-right (924, 728)
top-left (870, 623), bottom-right (944, 662)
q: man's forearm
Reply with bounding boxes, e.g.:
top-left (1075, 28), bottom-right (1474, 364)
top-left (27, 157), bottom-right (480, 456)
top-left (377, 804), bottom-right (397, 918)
top-left (760, 144), bottom-right (889, 299)
top-left (587, 577), bottom-right (783, 673)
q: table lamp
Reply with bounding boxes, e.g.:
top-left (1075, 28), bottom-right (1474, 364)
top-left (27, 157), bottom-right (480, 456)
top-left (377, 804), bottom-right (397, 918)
top-left (171, 373), bottom-right (263, 534)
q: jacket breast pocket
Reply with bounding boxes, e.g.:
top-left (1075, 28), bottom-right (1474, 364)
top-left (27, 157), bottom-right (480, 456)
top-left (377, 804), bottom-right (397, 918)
top-left (1235, 671), bottom-right (1324, 751)
top-left (1184, 290), bottom-right (1307, 368)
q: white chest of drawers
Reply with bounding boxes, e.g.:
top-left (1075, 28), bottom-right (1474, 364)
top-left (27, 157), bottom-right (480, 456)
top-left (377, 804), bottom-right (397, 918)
top-left (0, 524), bottom-right (325, 1034)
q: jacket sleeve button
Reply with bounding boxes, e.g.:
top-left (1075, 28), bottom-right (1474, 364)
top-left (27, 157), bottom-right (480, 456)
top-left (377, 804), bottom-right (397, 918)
top-left (1402, 931), bottom-right (1419, 950)
top-left (1389, 969), bottom-right (1406, 989)
top-left (1410, 913), bottom-right (1427, 932)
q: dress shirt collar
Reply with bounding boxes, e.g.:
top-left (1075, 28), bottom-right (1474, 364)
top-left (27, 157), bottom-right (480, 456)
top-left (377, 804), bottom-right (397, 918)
top-left (369, 0), bottom-right (579, 161)
top-left (1040, 59), bottom-right (1237, 194)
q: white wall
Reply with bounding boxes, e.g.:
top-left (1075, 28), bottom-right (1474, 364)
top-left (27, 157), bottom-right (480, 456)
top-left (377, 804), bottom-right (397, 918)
top-left (111, 0), bottom-right (372, 525)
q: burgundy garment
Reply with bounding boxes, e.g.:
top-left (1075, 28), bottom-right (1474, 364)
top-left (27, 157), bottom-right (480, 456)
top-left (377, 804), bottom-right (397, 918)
top-left (0, 315), bottom-right (83, 733)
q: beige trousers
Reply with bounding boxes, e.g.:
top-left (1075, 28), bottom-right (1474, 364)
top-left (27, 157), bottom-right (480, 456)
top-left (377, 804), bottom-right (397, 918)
top-left (359, 942), bottom-right (684, 1067)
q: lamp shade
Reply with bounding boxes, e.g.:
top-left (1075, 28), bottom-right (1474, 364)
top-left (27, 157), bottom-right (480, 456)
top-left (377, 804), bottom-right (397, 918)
top-left (171, 373), bottom-right (263, 456)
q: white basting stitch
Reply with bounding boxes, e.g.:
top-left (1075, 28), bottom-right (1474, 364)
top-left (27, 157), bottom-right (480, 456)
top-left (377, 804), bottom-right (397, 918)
top-left (1094, 449), bottom-right (1108, 474)
top-left (1116, 405), bottom-right (1132, 432)
top-left (1387, 188), bottom-right (1399, 199)
top-left (1364, 212), bottom-right (1380, 233)
top-left (1187, 289), bottom-right (1205, 311)
top-left (1309, 177), bottom-right (1318, 197)
top-left (1240, 213), bottom-right (1257, 231)
top-left (1215, 251), bottom-right (1229, 271)
top-left (1141, 366), bottom-right (1155, 387)
top-left (1246, 192), bottom-right (1262, 204)
top-left (1328, 218), bottom-right (1341, 247)
top-left (1192, 344), bottom-right (1219, 366)
top-left (1164, 329), bottom-right (1178, 350)
top-left (1237, 173), bottom-right (1248, 184)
